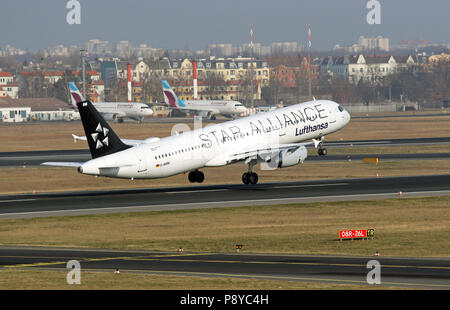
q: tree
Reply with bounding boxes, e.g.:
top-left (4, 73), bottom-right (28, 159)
top-left (204, 71), bottom-right (225, 100)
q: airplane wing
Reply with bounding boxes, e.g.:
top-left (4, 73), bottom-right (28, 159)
top-left (72, 134), bottom-right (159, 146)
top-left (228, 142), bottom-right (313, 163)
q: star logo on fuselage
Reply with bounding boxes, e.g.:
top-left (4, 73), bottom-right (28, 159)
top-left (91, 123), bottom-right (109, 149)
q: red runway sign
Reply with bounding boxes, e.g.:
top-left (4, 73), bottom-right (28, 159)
top-left (339, 229), bottom-right (374, 239)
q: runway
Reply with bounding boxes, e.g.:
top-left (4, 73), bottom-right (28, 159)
top-left (1, 246), bottom-right (449, 289)
top-left (2, 174), bottom-right (450, 219)
top-left (2, 136), bottom-right (450, 167)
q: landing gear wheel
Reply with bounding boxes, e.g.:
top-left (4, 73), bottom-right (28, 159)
top-left (188, 170), bottom-right (204, 183)
top-left (242, 172), bottom-right (258, 185)
top-left (210, 116), bottom-right (216, 121)
top-left (242, 173), bottom-right (250, 184)
top-left (248, 172), bottom-right (258, 184)
top-left (318, 148), bottom-right (327, 156)
top-left (196, 171), bottom-right (204, 183)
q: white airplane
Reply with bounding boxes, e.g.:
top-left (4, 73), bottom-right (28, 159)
top-left (68, 82), bottom-right (153, 122)
top-left (162, 80), bottom-right (248, 120)
top-left (42, 99), bottom-right (350, 184)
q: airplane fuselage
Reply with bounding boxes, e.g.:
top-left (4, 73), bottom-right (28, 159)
top-left (177, 100), bottom-right (247, 117)
top-left (93, 102), bottom-right (153, 120)
top-left (80, 100), bottom-right (350, 179)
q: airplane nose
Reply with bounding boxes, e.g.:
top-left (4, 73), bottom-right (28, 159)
top-left (345, 110), bottom-right (351, 123)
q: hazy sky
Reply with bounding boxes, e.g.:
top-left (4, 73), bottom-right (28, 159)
top-left (1, 0), bottom-right (449, 51)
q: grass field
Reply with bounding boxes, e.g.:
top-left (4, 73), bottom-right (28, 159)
top-left (1, 196), bottom-right (449, 257)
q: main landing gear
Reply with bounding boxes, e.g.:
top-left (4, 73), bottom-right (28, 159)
top-left (242, 159), bottom-right (258, 185)
top-left (188, 170), bottom-right (204, 183)
top-left (242, 172), bottom-right (258, 185)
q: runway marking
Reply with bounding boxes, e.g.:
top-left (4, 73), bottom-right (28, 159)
top-left (0, 199), bottom-right (36, 204)
top-left (273, 183), bottom-right (348, 189)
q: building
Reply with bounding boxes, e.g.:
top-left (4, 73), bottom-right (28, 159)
top-left (0, 72), bottom-right (19, 99)
top-left (358, 36), bottom-right (389, 52)
top-left (271, 42), bottom-right (299, 55)
top-left (169, 79), bottom-right (262, 102)
top-left (333, 36), bottom-right (390, 54)
top-left (267, 55), bottom-right (318, 88)
top-left (0, 106), bottom-right (31, 122)
top-left (0, 98), bottom-right (77, 122)
top-left (319, 54), bottom-right (415, 84)
top-left (428, 53), bottom-right (450, 64)
top-left (149, 57), bottom-right (270, 87)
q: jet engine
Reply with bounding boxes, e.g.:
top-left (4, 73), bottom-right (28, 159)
top-left (102, 114), bottom-right (117, 121)
top-left (276, 146), bottom-right (308, 168)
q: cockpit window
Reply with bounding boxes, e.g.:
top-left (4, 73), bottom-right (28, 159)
top-left (338, 105), bottom-right (344, 112)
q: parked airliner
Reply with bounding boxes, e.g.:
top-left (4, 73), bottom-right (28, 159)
top-left (162, 80), bottom-right (247, 120)
top-left (68, 82), bottom-right (153, 122)
top-left (42, 99), bottom-right (350, 184)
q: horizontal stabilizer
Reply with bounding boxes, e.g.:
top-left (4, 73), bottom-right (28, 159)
top-left (72, 134), bottom-right (159, 146)
top-left (41, 162), bottom-right (84, 167)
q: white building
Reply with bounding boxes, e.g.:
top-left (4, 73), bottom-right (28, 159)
top-left (0, 72), bottom-right (19, 99)
top-left (0, 107), bottom-right (31, 122)
top-left (320, 54), bottom-right (415, 84)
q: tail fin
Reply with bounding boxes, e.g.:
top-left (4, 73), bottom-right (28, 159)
top-left (161, 80), bottom-right (185, 107)
top-left (68, 82), bottom-right (85, 108)
top-left (77, 100), bottom-right (131, 159)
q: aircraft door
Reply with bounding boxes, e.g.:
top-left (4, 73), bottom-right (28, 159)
top-left (135, 146), bottom-right (148, 174)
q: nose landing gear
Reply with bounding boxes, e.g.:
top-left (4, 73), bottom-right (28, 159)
top-left (313, 136), bottom-right (327, 156)
top-left (318, 147), bottom-right (327, 156)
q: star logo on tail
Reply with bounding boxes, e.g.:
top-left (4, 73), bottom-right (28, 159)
top-left (91, 123), bottom-right (109, 149)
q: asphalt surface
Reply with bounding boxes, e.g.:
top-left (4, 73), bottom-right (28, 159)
top-left (1, 246), bottom-right (449, 289)
top-left (2, 137), bottom-right (450, 167)
top-left (2, 174), bottom-right (450, 219)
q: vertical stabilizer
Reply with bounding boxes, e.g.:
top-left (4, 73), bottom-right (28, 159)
top-left (76, 100), bottom-right (131, 159)
top-left (161, 80), bottom-right (185, 108)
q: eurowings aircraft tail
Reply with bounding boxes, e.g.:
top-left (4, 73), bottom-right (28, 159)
top-left (68, 82), bottom-right (85, 108)
top-left (161, 80), bottom-right (185, 108)
top-left (77, 100), bottom-right (131, 159)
